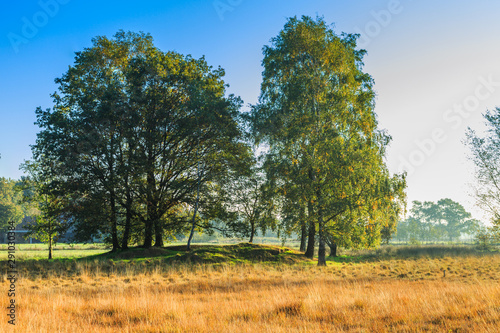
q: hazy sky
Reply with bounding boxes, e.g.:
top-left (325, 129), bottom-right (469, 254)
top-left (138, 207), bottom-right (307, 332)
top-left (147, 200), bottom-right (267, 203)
top-left (2, 0), bottom-right (500, 222)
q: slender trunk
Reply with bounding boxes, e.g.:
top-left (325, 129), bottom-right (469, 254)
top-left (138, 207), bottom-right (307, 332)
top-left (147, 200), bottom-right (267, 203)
top-left (187, 161), bottom-right (202, 251)
top-left (317, 240), bottom-right (326, 265)
top-left (143, 164), bottom-right (155, 248)
top-left (300, 222), bottom-right (307, 252)
top-left (48, 226), bottom-right (52, 260)
top-left (186, 202), bottom-right (199, 251)
top-left (110, 192), bottom-right (120, 251)
top-left (305, 199), bottom-right (316, 258)
top-left (299, 204), bottom-right (307, 251)
top-left (317, 208), bottom-right (326, 266)
top-left (121, 165), bottom-right (133, 250)
top-left (122, 201), bottom-right (132, 250)
top-left (249, 220), bottom-right (255, 243)
top-left (305, 163), bottom-right (317, 259)
top-left (106, 134), bottom-right (120, 252)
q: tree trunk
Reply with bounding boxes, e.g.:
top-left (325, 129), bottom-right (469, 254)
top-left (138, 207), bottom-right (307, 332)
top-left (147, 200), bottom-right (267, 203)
top-left (249, 220), bottom-right (255, 243)
top-left (48, 229), bottom-right (52, 260)
top-left (299, 204), bottom-right (306, 251)
top-left (317, 209), bottom-right (326, 266)
top-left (300, 222), bottom-right (307, 252)
top-left (121, 169), bottom-right (133, 250)
top-left (143, 166), bottom-right (155, 248)
top-left (329, 242), bottom-right (337, 257)
top-left (187, 161), bottom-right (202, 251)
top-left (121, 203), bottom-right (132, 250)
top-left (106, 142), bottom-right (120, 252)
top-left (110, 192), bottom-right (120, 252)
top-left (186, 202), bottom-right (200, 251)
top-left (154, 218), bottom-right (163, 247)
top-left (305, 220), bottom-right (315, 258)
top-left (143, 219), bottom-right (153, 248)
top-left (317, 239), bottom-right (326, 266)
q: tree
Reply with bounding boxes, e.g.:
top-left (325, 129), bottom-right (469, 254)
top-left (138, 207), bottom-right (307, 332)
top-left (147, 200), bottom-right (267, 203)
top-left (219, 163), bottom-right (277, 243)
top-left (466, 107), bottom-right (500, 233)
top-left (437, 198), bottom-right (471, 241)
top-left (251, 16), bottom-right (405, 265)
top-left (19, 161), bottom-right (68, 259)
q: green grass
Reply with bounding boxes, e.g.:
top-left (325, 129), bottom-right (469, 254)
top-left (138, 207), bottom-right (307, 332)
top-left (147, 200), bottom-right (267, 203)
top-left (1, 243), bottom-right (313, 280)
top-left (0, 243), bottom-right (109, 260)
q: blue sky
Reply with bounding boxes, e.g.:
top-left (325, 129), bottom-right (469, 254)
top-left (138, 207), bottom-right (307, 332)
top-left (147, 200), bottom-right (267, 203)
top-left (2, 0), bottom-right (500, 221)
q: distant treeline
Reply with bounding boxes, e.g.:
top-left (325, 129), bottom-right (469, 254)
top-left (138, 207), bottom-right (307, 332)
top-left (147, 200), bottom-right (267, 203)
top-left (0, 177), bottom-right (33, 231)
top-left (393, 199), bottom-right (481, 243)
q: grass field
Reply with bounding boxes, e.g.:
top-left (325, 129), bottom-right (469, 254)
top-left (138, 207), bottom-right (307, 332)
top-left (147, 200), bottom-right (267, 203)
top-left (1, 244), bottom-right (499, 332)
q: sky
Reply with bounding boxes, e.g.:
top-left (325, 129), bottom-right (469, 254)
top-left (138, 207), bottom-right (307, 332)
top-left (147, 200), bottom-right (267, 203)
top-left (2, 0), bottom-right (500, 222)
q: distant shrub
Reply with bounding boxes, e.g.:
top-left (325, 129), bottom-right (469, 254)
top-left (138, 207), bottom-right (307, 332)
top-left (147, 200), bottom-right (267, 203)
top-left (409, 237), bottom-right (421, 245)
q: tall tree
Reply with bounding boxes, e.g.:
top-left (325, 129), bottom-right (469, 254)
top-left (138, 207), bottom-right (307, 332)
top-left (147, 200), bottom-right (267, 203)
top-left (466, 107), bottom-right (500, 237)
top-left (251, 16), bottom-right (405, 265)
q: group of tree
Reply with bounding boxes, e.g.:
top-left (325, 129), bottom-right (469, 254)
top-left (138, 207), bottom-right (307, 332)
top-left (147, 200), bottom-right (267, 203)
top-left (394, 199), bottom-right (480, 243)
top-left (249, 16), bottom-right (406, 264)
top-left (22, 31), bottom-right (253, 253)
top-left (21, 16), bottom-right (407, 264)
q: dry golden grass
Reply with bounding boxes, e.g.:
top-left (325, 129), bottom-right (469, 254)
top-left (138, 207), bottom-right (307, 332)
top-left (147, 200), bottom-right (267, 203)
top-left (2, 252), bottom-right (500, 332)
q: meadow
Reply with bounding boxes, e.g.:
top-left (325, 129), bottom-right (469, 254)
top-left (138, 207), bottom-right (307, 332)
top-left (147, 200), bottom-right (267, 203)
top-left (1, 244), bottom-right (500, 332)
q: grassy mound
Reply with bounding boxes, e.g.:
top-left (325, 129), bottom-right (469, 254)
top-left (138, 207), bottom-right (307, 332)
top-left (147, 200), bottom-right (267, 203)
top-left (168, 243), bottom-right (309, 264)
top-left (95, 242), bottom-right (311, 264)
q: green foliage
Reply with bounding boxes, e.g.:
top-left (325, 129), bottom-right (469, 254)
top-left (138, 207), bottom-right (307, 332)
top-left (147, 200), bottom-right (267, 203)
top-left (0, 177), bottom-right (25, 231)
